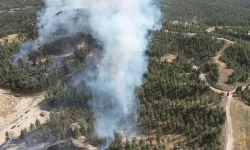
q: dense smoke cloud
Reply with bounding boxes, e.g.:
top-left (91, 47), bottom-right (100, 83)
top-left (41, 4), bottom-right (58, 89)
top-left (15, 0), bottom-right (161, 138)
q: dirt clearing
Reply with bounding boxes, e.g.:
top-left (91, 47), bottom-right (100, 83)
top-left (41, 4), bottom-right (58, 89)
top-left (0, 89), bottom-right (49, 144)
top-left (213, 40), bottom-right (235, 91)
top-left (159, 54), bottom-right (177, 63)
top-left (0, 34), bottom-right (19, 45)
top-left (225, 93), bottom-right (234, 150)
top-left (206, 27), bottom-right (215, 33)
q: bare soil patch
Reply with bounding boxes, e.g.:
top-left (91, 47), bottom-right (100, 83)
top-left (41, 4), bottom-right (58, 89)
top-left (206, 27), bottom-right (215, 33)
top-left (159, 54), bottom-right (177, 63)
top-left (0, 34), bottom-right (19, 45)
top-left (0, 89), bottom-right (49, 143)
top-left (213, 40), bottom-right (235, 91)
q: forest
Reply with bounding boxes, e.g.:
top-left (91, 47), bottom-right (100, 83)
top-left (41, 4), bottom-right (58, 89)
top-left (160, 0), bottom-right (250, 26)
top-left (1, 0), bottom-right (250, 149)
top-left (215, 27), bottom-right (250, 41)
top-left (0, 12), bottom-right (227, 148)
top-left (16, 28), bottom-right (225, 150)
top-left (220, 41), bottom-right (250, 84)
top-left (0, 0), bottom-right (43, 10)
top-left (0, 8), bottom-right (40, 38)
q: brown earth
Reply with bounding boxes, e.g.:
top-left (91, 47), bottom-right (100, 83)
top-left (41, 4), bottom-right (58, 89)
top-left (212, 39), bottom-right (235, 91)
top-left (0, 34), bottom-right (19, 45)
top-left (158, 54), bottom-right (177, 63)
top-left (0, 89), bottom-right (49, 144)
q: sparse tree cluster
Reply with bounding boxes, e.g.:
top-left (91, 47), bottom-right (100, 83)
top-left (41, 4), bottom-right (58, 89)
top-left (220, 41), bottom-right (250, 84)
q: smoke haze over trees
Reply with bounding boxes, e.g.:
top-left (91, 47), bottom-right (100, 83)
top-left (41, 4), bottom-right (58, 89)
top-left (1, 0), bottom-right (250, 149)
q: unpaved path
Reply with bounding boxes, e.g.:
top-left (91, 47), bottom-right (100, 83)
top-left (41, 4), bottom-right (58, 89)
top-left (225, 93), bottom-right (234, 150)
top-left (166, 30), bottom-right (237, 149)
top-left (199, 39), bottom-right (236, 150)
top-left (213, 39), bottom-right (235, 91)
top-left (213, 40), bottom-right (234, 68)
top-left (0, 89), bottom-right (49, 144)
top-left (201, 74), bottom-right (235, 150)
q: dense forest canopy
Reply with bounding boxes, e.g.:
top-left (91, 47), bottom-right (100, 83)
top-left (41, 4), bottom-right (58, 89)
top-left (0, 0), bottom-right (43, 10)
top-left (160, 0), bottom-right (250, 26)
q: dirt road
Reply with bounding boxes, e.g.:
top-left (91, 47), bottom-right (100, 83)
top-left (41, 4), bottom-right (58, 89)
top-left (213, 40), bottom-right (234, 68)
top-left (199, 39), bottom-right (236, 150)
top-left (212, 39), bottom-right (238, 150)
top-left (225, 93), bottom-right (234, 150)
top-left (201, 73), bottom-right (235, 150)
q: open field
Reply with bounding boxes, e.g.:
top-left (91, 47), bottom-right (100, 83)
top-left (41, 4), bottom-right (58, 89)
top-left (0, 89), bottom-right (49, 143)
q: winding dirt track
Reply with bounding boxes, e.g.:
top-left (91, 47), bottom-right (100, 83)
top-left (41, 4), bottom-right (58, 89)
top-left (213, 39), bottom-right (235, 150)
top-left (200, 39), bottom-right (235, 150)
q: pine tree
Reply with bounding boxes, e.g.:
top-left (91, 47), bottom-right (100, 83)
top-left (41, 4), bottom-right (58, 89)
top-left (125, 140), bottom-right (132, 150)
top-left (35, 119), bottom-right (41, 128)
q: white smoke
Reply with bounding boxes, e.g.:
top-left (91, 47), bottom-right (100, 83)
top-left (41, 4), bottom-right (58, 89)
top-left (15, 0), bottom-right (161, 138)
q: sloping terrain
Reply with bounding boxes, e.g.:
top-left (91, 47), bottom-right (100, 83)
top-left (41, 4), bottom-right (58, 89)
top-left (0, 89), bottom-right (49, 143)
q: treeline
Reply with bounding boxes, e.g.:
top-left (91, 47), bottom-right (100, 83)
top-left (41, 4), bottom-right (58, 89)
top-left (12, 25), bottom-right (227, 149)
top-left (137, 29), bottom-right (225, 149)
top-left (137, 58), bottom-right (225, 149)
top-left (46, 82), bottom-right (92, 107)
top-left (0, 9), bottom-right (39, 38)
top-left (160, 0), bottom-right (250, 26)
top-left (220, 41), bottom-right (250, 84)
top-left (148, 30), bottom-right (223, 61)
top-left (204, 62), bottom-right (219, 83)
top-left (107, 29), bottom-right (227, 149)
top-left (0, 0), bottom-right (43, 10)
top-left (108, 45), bottom-right (225, 149)
top-left (163, 23), bottom-right (206, 34)
top-left (0, 40), bottom-right (84, 93)
top-left (235, 86), bottom-right (250, 104)
top-left (22, 108), bottom-right (105, 147)
top-left (0, 42), bottom-right (35, 92)
top-left (215, 27), bottom-right (250, 41)
top-left (32, 27), bottom-right (226, 149)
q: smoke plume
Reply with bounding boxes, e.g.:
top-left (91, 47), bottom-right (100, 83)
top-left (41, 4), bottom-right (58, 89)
top-left (16, 0), bottom-right (161, 138)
